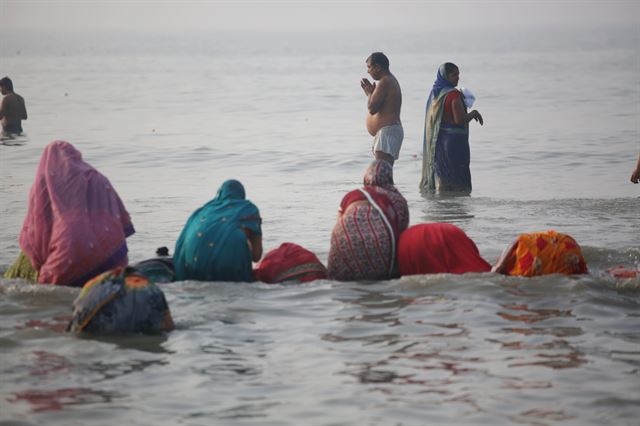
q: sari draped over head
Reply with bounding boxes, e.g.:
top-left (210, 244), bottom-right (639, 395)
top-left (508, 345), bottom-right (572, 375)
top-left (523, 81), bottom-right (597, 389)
top-left (173, 179), bottom-right (262, 282)
top-left (67, 266), bottom-right (174, 334)
top-left (18, 141), bottom-right (134, 286)
top-left (492, 230), bottom-right (588, 277)
top-left (254, 242), bottom-right (327, 284)
top-left (420, 63), bottom-right (471, 194)
top-left (328, 160), bottom-right (409, 281)
top-left (131, 256), bottom-right (175, 284)
top-left (398, 223), bottom-right (491, 276)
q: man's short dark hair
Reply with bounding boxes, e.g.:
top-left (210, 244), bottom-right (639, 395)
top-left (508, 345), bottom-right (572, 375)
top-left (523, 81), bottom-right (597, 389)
top-left (367, 52), bottom-right (389, 71)
top-left (0, 77), bottom-right (13, 91)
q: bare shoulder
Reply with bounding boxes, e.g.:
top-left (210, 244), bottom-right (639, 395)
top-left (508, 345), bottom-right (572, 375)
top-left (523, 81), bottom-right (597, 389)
top-left (390, 74), bottom-right (401, 89)
top-left (382, 74), bottom-right (401, 96)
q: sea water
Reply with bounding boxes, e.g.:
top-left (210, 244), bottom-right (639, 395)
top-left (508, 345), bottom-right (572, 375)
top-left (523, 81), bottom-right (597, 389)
top-left (0, 28), bottom-right (638, 425)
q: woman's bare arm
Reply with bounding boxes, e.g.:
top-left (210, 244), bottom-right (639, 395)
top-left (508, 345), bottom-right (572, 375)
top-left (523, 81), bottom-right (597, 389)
top-left (451, 97), bottom-right (483, 126)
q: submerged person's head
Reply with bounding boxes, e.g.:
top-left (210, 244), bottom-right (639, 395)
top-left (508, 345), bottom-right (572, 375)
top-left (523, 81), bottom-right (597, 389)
top-left (364, 160), bottom-right (394, 189)
top-left (366, 52), bottom-right (390, 80)
top-left (216, 179), bottom-right (246, 201)
top-left (0, 76), bottom-right (14, 94)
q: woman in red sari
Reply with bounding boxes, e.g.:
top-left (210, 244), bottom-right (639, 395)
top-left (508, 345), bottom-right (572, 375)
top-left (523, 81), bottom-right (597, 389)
top-left (398, 223), bottom-right (491, 275)
top-left (254, 242), bottom-right (327, 284)
top-left (327, 160), bottom-right (409, 281)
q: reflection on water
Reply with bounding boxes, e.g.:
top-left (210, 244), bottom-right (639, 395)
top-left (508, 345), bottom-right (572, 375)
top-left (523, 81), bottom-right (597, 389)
top-left (83, 358), bottom-right (169, 382)
top-left (15, 316), bottom-right (71, 334)
top-left (419, 193), bottom-right (475, 223)
top-left (0, 133), bottom-right (29, 146)
top-left (79, 333), bottom-right (173, 354)
top-left (334, 287), bottom-right (415, 326)
top-left (493, 302), bottom-right (587, 369)
top-left (9, 387), bottom-right (121, 413)
top-left (497, 303), bottom-right (574, 323)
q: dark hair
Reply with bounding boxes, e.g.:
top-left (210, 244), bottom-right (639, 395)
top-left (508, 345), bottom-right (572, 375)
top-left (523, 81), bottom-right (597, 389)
top-left (156, 246), bottom-right (170, 256)
top-left (0, 77), bottom-right (13, 91)
top-left (444, 63), bottom-right (459, 76)
top-left (367, 52), bottom-right (390, 71)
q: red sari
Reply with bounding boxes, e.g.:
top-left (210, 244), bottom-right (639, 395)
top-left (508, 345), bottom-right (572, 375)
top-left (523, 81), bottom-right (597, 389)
top-left (254, 242), bottom-right (327, 284)
top-left (398, 223), bottom-right (491, 275)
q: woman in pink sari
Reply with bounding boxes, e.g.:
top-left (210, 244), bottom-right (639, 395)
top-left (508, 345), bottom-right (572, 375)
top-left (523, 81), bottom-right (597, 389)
top-left (6, 141), bottom-right (134, 286)
top-left (327, 160), bottom-right (409, 281)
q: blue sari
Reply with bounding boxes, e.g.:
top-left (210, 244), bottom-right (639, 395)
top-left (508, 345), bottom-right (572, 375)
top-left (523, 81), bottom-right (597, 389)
top-left (420, 64), bottom-right (471, 194)
top-left (173, 180), bottom-right (262, 282)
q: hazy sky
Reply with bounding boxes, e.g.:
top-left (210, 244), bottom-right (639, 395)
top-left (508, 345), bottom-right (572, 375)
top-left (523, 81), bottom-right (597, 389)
top-left (2, 0), bottom-right (639, 33)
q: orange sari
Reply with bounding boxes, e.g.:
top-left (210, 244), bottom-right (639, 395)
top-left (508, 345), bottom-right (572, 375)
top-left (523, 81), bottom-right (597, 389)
top-left (492, 230), bottom-right (588, 277)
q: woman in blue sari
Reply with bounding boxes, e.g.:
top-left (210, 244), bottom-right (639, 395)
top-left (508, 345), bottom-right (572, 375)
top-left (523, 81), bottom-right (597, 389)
top-left (420, 63), bottom-right (483, 194)
top-left (173, 180), bottom-right (262, 282)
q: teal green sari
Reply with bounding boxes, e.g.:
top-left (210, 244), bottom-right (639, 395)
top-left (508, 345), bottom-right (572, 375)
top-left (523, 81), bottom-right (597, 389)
top-left (173, 180), bottom-right (262, 282)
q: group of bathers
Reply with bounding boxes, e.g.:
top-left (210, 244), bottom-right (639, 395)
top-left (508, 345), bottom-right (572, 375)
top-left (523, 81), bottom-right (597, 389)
top-left (4, 141), bottom-right (635, 337)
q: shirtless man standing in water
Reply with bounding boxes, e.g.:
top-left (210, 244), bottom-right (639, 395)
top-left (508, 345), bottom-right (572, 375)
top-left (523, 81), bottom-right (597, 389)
top-left (0, 77), bottom-right (28, 136)
top-left (360, 52), bottom-right (403, 166)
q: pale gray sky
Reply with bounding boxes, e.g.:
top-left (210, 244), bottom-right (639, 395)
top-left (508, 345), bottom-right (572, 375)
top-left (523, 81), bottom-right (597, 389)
top-left (1, 0), bottom-right (639, 33)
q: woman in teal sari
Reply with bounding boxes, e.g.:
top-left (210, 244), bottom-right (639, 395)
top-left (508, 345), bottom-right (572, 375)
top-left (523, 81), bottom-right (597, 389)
top-left (173, 180), bottom-right (263, 282)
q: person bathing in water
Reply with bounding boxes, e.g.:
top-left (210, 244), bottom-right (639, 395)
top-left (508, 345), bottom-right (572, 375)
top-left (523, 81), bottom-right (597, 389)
top-left (0, 77), bottom-right (28, 136)
top-left (360, 52), bottom-right (403, 166)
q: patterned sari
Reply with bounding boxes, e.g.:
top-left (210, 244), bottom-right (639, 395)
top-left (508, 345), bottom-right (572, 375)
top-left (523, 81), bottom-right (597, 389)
top-left (14, 141), bottom-right (134, 286)
top-left (492, 230), bottom-right (588, 277)
top-left (420, 64), bottom-right (471, 194)
top-left (173, 180), bottom-right (262, 282)
top-left (67, 266), bottom-right (174, 334)
top-left (328, 161), bottom-right (409, 281)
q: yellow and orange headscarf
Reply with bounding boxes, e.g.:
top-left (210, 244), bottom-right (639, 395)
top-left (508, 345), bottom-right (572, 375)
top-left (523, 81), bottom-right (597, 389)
top-left (493, 230), bottom-right (588, 277)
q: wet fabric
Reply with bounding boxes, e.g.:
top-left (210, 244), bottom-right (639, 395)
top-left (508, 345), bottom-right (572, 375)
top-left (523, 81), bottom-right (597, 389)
top-left (254, 242), bottom-right (327, 284)
top-left (67, 266), bottom-right (174, 334)
top-left (328, 160), bottom-right (409, 281)
top-left (173, 180), bottom-right (262, 282)
top-left (492, 230), bottom-right (588, 277)
top-left (397, 223), bottom-right (491, 275)
top-left (434, 123), bottom-right (471, 193)
top-left (3, 251), bottom-right (38, 282)
top-left (421, 64), bottom-right (457, 191)
top-left (372, 124), bottom-right (404, 160)
top-left (130, 257), bottom-right (175, 283)
top-left (18, 141), bottom-right (134, 286)
top-left (2, 122), bottom-right (23, 134)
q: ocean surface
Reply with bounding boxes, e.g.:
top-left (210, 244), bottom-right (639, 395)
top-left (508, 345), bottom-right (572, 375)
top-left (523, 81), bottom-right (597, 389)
top-left (0, 27), bottom-right (639, 425)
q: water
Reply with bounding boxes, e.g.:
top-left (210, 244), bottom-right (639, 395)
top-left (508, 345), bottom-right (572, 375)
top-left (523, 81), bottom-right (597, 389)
top-left (0, 27), bottom-right (639, 425)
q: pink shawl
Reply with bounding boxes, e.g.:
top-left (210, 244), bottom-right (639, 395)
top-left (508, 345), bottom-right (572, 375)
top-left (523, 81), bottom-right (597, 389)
top-left (19, 141), bottom-right (134, 286)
